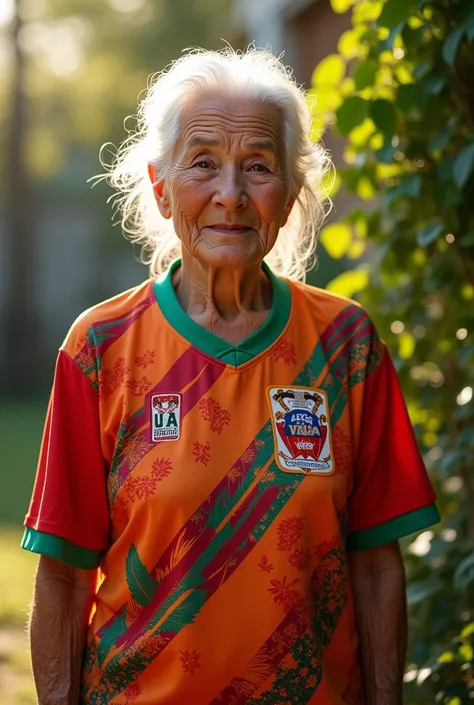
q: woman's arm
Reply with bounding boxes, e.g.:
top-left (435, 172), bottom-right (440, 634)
top-left (29, 555), bottom-right (98, 705)
top-left (348, 541), bottom-right (407, 705)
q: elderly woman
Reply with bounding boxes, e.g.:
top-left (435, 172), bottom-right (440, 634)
top-left (23, 48), bottom-right (439, 705)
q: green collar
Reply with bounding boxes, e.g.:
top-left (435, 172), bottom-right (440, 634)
top-left (153, 260), bottom-right (291, 367)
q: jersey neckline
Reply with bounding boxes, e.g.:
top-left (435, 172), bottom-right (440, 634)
top-left (153, 259), bottom-right (291, 366)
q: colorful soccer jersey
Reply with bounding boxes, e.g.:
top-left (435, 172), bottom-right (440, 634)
top-left (22, 260), bottom-right (439, 704)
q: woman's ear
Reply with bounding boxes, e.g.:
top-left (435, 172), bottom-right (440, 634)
top-left (281, 184), bottom-right (302, 227)
top-left (148, 163), bottom-right (172, 219)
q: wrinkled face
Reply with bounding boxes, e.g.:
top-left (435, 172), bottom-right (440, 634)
top-left (154, 93), bottom-right (295, 269)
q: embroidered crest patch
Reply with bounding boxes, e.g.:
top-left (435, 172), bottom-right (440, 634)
top-left (267, 386), bottom-right (334, 475)
top-left (151, 394), bottom-right (181, 442)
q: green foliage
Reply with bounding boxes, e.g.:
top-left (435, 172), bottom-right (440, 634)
top-left (313, 0), bottom-right (474, 701)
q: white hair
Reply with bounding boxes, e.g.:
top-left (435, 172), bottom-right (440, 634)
top-left (98, 46), bottom-right (333, 281)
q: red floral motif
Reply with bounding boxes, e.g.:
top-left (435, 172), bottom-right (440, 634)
top-left (274, 339), bottom-right (296, 365)
top-left (124, 681), bottom-right (142, 703)
top-left (314, 535), bottom-right (340, 561)
top-left (125, 475), bottom-right (156, 500)
top-left (258, 555), bottom-right (275, 573)
top-left (113, 357), bottom-right (129, 382)
top-left (126, 376), bottom-right (151, 396)
top-left (277, 516), bottom-right (304, 552)
top-left (75, 334), bottom-right (87, 353)
top-left (198, 397), bottom-right (231, 433)
top-left (111, 496), bottom-right (129, 525)
top-left (134, 350), bottom-right (155, 369)
top-left (151, 457), bottom-right (172, 481)
top-left (193, 441), bottom-right (211, 466)
top-left (180, 649), bottom-right (201, 675)
top-left (99, 357), bottom-right (130, 399)
top-left (288, 547), bottom-right (311, 571)
top-left (268, 576), bottom-right (301, 613)
top-left (331, 425), bottom-right (352, 476)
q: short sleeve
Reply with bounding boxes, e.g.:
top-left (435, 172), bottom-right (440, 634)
top-left (347, 345), bottom-right (440, 550)
top-left (21, 350), bottom-right (110, 568)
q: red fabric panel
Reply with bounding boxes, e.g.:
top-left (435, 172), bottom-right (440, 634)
top-left (24, 350), bottom-right (109, 551)
top-left (348, 350), bottom-right (437, 533)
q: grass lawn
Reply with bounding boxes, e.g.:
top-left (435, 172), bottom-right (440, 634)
top-left (0, 399), bottom-right (46, 704)
top-left (0, 528), bottom-right (38, 705)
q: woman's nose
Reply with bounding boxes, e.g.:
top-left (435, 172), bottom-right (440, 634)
top-left (211, 165), bottom-right (247, 210)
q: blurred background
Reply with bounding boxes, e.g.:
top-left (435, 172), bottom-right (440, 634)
top-left (1, 0), bottom-right (473, 702)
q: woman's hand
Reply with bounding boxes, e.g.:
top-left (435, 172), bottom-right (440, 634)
top-left (29, 555), bottom-right (97, 705)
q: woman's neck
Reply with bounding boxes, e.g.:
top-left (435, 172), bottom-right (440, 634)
top-left (172, 251), bottom-right (273, 344)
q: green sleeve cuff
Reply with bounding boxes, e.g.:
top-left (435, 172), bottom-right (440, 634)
top-left (21, 526), bottom-right (102, 569)
top-left (347, 503), bottom-right (440, 551)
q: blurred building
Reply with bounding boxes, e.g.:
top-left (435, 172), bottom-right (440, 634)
top-left (233, 0), bottom-right (351, 169)
top-left (233, 0), bottom-right (351, 87)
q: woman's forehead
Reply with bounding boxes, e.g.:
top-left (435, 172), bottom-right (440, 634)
top-left (178, 93), bottom-right (283, 149)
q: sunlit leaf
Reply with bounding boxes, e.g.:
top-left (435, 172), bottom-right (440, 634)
top-left (330, 0), bottom-right (356, 13)
top-left (341, 77), bottom-right (356, 96)
top-left (326, 267), bottom-right (370, 298)
top-left (458, 644), bottom-right (474, 662)
top-left (312, 87), bottom-right (344, 112)
top-left (349, 118), bottom-right (376, 147)
top-left (312, 54), bottom-right (346, 88)
top-left (370, 133), bottom-right (384, 150)
top-left (398, 331), bottom-right (415, 358)
top-left (437, 651), bottom-right (454, 663)
top-left (395, 64), bottom-right (414, 85)
top-left (460, 623), bottom-right (474, 639)
top-left (354, 0), bottom-right (383, 24)
top-left (347, 240), bottom-right (367, 259)
top-left (357, 177), bottom-right (376, 200)
top-left (320, 223), bottom-right (352, 259)
top-left (338, 29), bottom-right (365, 60)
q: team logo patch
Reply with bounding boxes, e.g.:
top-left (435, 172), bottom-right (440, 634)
top-left (151, 394), bottom-right (181, 442)
top-left (267, 386), bottom-right (334, 475)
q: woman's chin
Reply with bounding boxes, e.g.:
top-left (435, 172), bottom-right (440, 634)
top-left (193, 242), bottom-right (265, 270)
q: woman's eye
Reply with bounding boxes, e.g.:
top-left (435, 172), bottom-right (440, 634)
top-left (194, 160), bottom-right (212, 169)
top-left (248, 164), bottom-right (269, 173)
